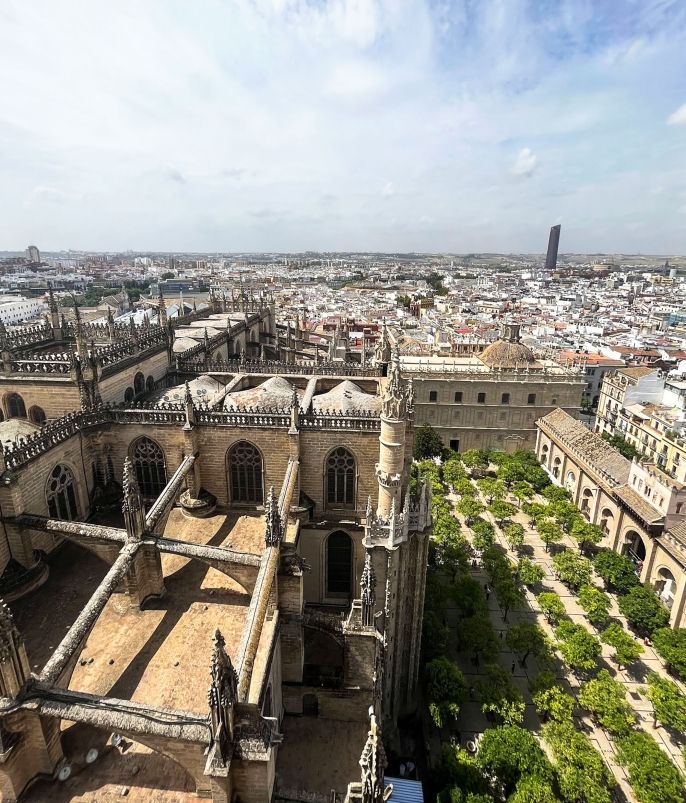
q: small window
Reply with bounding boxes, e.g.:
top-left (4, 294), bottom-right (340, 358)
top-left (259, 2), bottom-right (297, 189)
top-left (429, 390), bottom-right (438, 402)
top-left (527, 393), bottom-right (536, 405)
top-left (454, 391), bottom-right (463, 403)
top-left (552, 398), bottom-right (557, 405)
top-left (449, 439), bottom-right (460, 451)
top-left (501, 393), bottom-right (510, 404)
top-left (477, 392), bottom-right (486, 404)
top-left (7, 393), bottom-right (26, 419)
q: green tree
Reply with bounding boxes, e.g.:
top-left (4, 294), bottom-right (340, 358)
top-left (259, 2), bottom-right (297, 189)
top-left (160, 271), bottom-right (175, 279)
top-left (651, 627), bottom-right (686, 680)
top-left (552, 551), bottom-right (592, 590)
top-left (503, 522), bottom-right (526, 552)
top-left (578, 584), bottom-right (612, 627)
top-left (570, 520), bottom-right (604, 554)
top-left (454, 478), bottom-right (477, 498)
top-left (414, 424), bottom-right (444, 459)
top-left (578, 669), bottom-right (636, 734)
top-left (517, 557), bottom-right (545, 588)
top-left (506, 621), bottom-right (550, 667)
top-left (532, 684), bottom-right (575, 723)
top-left (555, 621), bottom-right (601, 672)
top-left (435, 529), bottom-right (469, 581)
top-left (512, 481), bottom-right (534, 506)
top-left (456, 615), bottom-right (499, 664)
top-left (537, 591), bottom-right (566, 625)
top-left (493, 575), bottom-right (524, 621)
top-left (644, 671), bottom-right (686, 730)
top-left (497, 461), bottom-right (527, 487)
top-left (542, 721), bottom-right (615, 803)
top-left (616, 732), bottom-right (684, 803)
top-left (522, 501), bottom-right (550, 523)
top-left (600, 623), bottom-right (644, 669)
top-left (488, 499), bottom-right (517, 525)
top-left (509, 775), bottom-right (559, 803)
top-left (462, 449), bottom-right (490, 471)
top-left (541, 485), bottom-right (572, 503)
top-left (593, 550), bottom-right (640, 594)
top-left (550, 500), bottom-right (582, 534)
top-left (618, 585), bottom-right (670, 635)
top-left (537, 520), bottom-right (562, 553)
top-left (435, 745), bottom-right (491, 802)
top-left (476, 477), bottom-right (506, 503)
top-left (450, 575), bottom-right (488, 618)
top-left (477, 664), bottom-right (525, 725)
top-left (425, 656), bottom-right (467, 728)
top-left (458, 497), bottom-right (485, 525)
top-left (476, 726), bottom-right (553, 798)
top-left (471, 518), bottom-right (496, 552)
top-left (601, 432), bottom-right (641, 460)
top-left (443, 457), bottom-right (468, 487)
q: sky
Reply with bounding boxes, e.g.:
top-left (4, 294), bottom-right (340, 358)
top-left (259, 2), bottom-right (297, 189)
top-left (1, 0), bottom-right (686, 254)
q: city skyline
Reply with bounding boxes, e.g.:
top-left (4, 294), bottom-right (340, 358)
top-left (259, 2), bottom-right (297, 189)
top-left (1, 1), bottom-right (686, 253)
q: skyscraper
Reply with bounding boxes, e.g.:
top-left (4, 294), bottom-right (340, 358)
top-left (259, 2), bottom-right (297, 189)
top-left (545, 224), bottom-right (561, 270)
top-left (25, 245), bottom-right (40, 263)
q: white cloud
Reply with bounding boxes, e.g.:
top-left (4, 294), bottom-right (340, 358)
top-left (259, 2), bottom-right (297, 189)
top-left (511, 148), bottom-right (538, 178)
top-left (667, 102), bottom-right (686, 125)
top-left (381, 181), bottom-right (394, 197)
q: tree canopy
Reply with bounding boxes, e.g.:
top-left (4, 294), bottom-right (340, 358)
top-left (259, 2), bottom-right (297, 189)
top-left (578, 669), bottom-right (636, 734)
top-left (593, 550), bottom-right (640, 594)
top-left (600, 623), bottom-right (644, 668)
top-left (517, 557), bottom-right (545, 588)
top-left (425, 656), bottom-right (467, 728)
top-left (651, 627), bottom-right (686, 680)
top-left (506, 621), bottom-right (550, 667)
top-left (644, 671), bottom-right (686, 730)
top-left (477, 664), bottom-right (525, 726)
top-left (542, 721), bottom-right (614, 803)
top-left (537, 591), bottom-right (566, 625)
top-left (616, 732), bottom-right (684, 803)
top-left (414, 423), bottom-right (444, 460)
top-left (578, 584), bottom-right (612, 627)
top-left (618, 585), bottom-right (670, 635)
top-left (555, 621), bottom-right (601, 672)
top-left (552, 551), bottom-right (592, 590)
top-left (476, 726), bottom-right (553, 798)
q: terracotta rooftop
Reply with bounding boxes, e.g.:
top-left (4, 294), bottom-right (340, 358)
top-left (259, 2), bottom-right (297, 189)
top-left (617, 366), bottom-right (659, 378)
top-left (613, 484), bottom-right (664, 525)
top-left (539, 408), bottom-right (631, 485)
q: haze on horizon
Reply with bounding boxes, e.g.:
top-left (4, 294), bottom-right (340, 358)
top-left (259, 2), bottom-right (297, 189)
top-left (1, 0), bottom-right (685, 255)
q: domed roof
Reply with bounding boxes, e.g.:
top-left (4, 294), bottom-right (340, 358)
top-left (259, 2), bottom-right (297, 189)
top-left (224, 376), bottom-right (302, 411)
top-left (478, 339), bottom-right (537, 368)
top-left (312, 380), bottom-right (380, 413)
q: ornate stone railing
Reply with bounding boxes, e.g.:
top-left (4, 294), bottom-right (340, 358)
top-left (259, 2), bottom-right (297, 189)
top-left (176, 358), bottom-right (381, 377)
top-left (195, 409), bottom-right (291, 428)
top-left (301, 410), bottom-right (381, 431)
top-left (10, 357), bottom-right (72, 374)
top-left (4, 321), bottom-right (53, 350)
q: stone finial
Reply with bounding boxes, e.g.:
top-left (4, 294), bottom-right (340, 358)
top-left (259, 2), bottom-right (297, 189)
top-left (265, 486), bottom-right (283, 548)
top-left (122, 457), bottom-right (145, 540)
top-left (184, 381), bottom-right (193, 406)
top-left (107, 306), bottom-right (114, 325)
top-left (361, 551), bottom-right (376, 627)
top-left (47, 283), bottom-right (58, 314)
top-left (366, 495), bottom-right (373, 523)
top-left (158, 287), bottom-right (168, 327)
top-left (208, 628), bottom-right (237, 763)
top-left (359, 711), bottom-right (387, 803)
top-left (0, 601), bottom-right (20, 661)
top-left (0, 316), bottom-right (7, 350)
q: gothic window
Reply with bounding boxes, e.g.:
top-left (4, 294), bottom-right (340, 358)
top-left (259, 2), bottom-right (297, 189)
top-left (326, 531), bottom-right (353, 595)
top-left (124, 387), bottom-right (134, 403)
top-left (228, 441), bottom-right (263, 504)
top-left (29, 406), bottom-right (46, 424)
top-left (146, 375), bottom-right (155, 392)
top-left (46, 464), bottom-right (78, 521)
top-left (7, 393), bottom-right (26, 419)
top-left (326, 447), bottom-right (355, 507)
top-left (131, 437), bottom-right (167, 500)
top-left (134, 372), bottom-right (145, 395)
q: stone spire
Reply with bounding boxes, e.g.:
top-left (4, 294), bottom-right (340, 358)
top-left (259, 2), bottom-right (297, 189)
top-left (47, 284), bottom-right (58, 314)
top-left (158, 286), bottom-right (167, 327)
top-left (122, 457), bottom-right (145, 540)
top-left (0, 600), bottom-right (30, 697)
top-left (359, 712), bottom-right (387, 803)
top-left (265, 485), bottom-right (283, 548)
top-left (208, 628), bottom-right (237, 764)
top-left (106, 306), bottom-right (115, 339)
top-left (289, 384), bottom-right (300, 432)
top-left (361, 551), bottom-right (376, 627)
top-left (183, 381), bottom-right (195, 429)
top-left (380, 346), bottom-right (409, 421)
top-left (129, 315), bottom-right (139, 349)
top-left (373, 318), bottom-right (392, 367)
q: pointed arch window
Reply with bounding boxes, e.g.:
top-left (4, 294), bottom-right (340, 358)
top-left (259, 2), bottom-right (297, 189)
top-left (7, 393), bottom-right (26, 419)
top-left (131, 437), bottom-right (167, 500)
top-left (327, 531), bottom-right (353, 595)
top-left (134, 372), bottom-right (145, 395)
top-left (326, 447), bottom-right (355, 507)
top-left (46, 464), bottom-right (79, 521)
top-left (228, 441), bottom-right (263, 504)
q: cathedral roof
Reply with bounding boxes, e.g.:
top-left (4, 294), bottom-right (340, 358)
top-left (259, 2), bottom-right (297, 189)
top-left (154, 375), bottom-right (224, 405)
top-left (224, 376), bottom-right (302, 411)
top-left (312, 380), bottom-right (380, 413)
top-left (478, 339), bottom-right (537, 368)
top-left (0, 419), bottom-right (40, 446)
top-left (172, 336), bottom-right (200, 353)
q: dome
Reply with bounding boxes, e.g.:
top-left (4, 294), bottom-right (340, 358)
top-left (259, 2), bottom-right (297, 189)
top-left (312, 380), bottom-right (381, 413)
top-left (478, 339), bottom-right (537, 368)
top-left (224, 376), bottom-right (302, 410)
